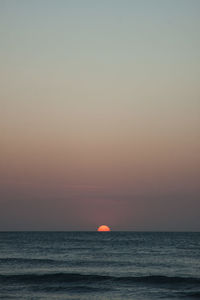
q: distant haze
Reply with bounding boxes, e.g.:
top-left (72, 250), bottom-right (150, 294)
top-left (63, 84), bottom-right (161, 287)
top-left (0, 0), bottom-right (200, 231)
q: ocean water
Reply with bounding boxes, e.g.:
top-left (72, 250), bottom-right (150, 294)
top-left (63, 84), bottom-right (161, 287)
top-left (0, 232), bottom-right (200, 300)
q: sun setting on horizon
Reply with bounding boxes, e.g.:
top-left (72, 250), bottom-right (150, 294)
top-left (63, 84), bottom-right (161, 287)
top-left (97, 225), bottom-right (111, 232)
top-left (0, 0), bottom-right (199, 234)
top-left (0, 1), bottom-right (200, 299)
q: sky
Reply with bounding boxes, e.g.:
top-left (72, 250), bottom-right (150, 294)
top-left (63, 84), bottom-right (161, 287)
top-left (0, 0), bottom-right (200, 231)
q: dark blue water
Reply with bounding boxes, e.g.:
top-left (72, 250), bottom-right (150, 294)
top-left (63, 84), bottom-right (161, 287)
top-left (0, 232), bottom-right (200, 299)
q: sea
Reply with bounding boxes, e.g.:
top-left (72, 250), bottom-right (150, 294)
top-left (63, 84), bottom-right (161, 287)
top-left (0, 231), bottom-right (200, 300)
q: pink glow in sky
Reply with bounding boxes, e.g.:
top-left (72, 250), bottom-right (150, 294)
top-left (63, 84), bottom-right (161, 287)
top-left (0, 0), bottom-right (200, 231)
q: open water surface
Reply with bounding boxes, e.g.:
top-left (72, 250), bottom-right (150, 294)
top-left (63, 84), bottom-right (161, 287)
top-left (0, 231), bottom-right (200, 299)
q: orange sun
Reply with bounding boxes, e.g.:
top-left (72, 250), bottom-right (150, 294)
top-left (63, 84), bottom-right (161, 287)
top-left (97, 225), bottom-right (111, 232)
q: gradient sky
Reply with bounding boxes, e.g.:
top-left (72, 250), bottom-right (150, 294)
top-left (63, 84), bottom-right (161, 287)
top-left (1, 0), bottom-right (200, 231)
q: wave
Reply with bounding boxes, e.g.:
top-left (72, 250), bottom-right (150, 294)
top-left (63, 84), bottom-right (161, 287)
top-left (0, 257), bottom-right (132, 267)
top-left (0, 257), bottom-right (58, 264)
top-left (0, 273), bottom-right (200, 285)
